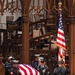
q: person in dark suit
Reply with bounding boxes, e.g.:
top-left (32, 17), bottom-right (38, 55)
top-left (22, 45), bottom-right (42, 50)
top-left (10, 59), bottom-right (20, 75)
top-left (52, 60), bottom-right (70, 75)
top-left (37, 57), bottom-right (50, 75)
top-left (31, 55), bottom-right (39, 70)
top-left (5, 56), bottom-right (13, 75)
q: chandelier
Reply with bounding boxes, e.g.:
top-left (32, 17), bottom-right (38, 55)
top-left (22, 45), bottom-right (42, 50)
top-left (0, 0), bottom-right (22, 15)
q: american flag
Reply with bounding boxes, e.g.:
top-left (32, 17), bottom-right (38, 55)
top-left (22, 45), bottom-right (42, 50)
top-left (18, 64), bottom-right (40, 75)
top-left (56, 11), bottom-right (66, 51)
top-left (56, 11), bottom-right (66, 62)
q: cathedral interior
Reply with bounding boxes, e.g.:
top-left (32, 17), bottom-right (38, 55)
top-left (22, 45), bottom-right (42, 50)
top-left (0, 0), bottom-right (75, 75)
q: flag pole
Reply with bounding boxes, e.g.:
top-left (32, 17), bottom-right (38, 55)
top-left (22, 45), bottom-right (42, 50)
top-left (58, 2), bottom-right (62, 11)
top-left (57, 2), bottom-right (66, 67)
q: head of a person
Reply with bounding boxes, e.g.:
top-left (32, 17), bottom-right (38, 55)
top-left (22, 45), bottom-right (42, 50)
top-left (34, 54), bottom-right (40, 61)
top-left (12, 59), bottom-right (19, 67)
top-left (58, 60), bottom-right (64, 67)
top-left (38, 57), bottom-right (46, 66)
top-left (7, 56), bottom-right (14, 63)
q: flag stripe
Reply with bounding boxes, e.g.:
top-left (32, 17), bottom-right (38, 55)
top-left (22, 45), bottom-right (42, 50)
top-left (58, 29), bottom-right (64, 36)
top-left (57, 39), bottom-right (66, 46)
top-left (18, 64), bottom-right (40, 75)
top-left (19, 65), bottom-right (27, 75)
top-left (19, 68), bottom-right (25, 75)
top-left (57, 37), bottom-right (65, 42)
top-left (57, 34), bottom-right (65, 40)
top-left (24, 64), bottom-right (33, 75)
top-left (19, 64), bottom-right (29, 75)
top-left (26, 65), bottom-right (39, 75)
top-left (56, 42), bottom-right (66, 50)
top-left (24, 64), bottom-right (37, 75)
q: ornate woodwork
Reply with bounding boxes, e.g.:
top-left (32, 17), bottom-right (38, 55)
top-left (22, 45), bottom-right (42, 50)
top-left (0, 0), bottom-right (75, 75)
top-left (0, 0), bottom-right (22, 15)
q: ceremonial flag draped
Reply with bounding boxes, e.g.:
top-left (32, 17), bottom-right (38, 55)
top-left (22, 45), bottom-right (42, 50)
top-left (18, 64), bottom-right (40, 75)
top-left (56, 11), bottom-right (66, 62)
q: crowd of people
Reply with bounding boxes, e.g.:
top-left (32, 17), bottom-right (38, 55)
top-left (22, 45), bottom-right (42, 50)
top-left (4, 55), bottom-right (70, 75)
top-left (31, 55), bottom-right (70, 75)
